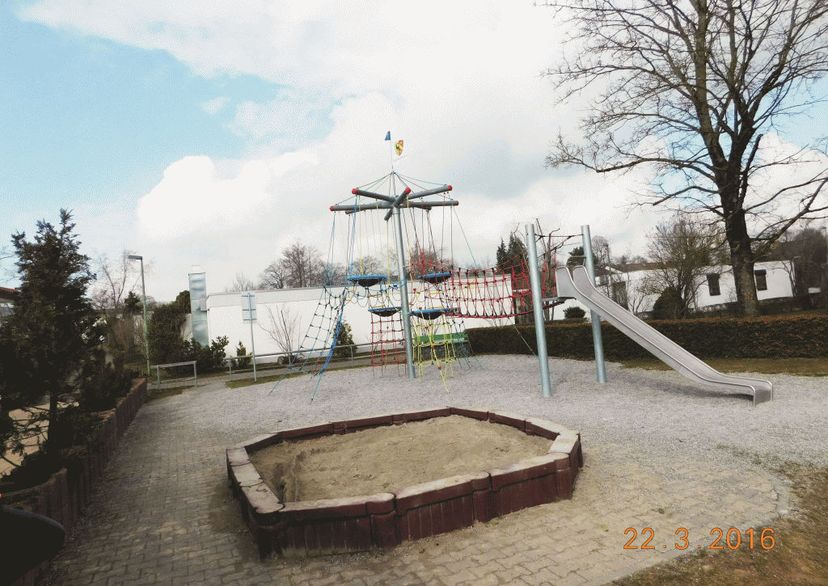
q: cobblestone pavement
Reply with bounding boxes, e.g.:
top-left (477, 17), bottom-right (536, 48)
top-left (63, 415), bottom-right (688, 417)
top-left (47, 356), bottom-right (812, 585)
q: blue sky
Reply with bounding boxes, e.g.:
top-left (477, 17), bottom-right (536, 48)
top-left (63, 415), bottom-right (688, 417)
top-left (0, 3), bottom-right (262, 234)
top-left (1, 1), bottom-right (825, 299)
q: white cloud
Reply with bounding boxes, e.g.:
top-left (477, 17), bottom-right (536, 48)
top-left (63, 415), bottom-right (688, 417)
top-left (14, 1), bottom-right (662, 297)
top-left (200, 96), bottom-right (228, 115)
top-left (230, 90), bottom-right (329, 144)
top-left (19, 1), bottom-right (825, 299)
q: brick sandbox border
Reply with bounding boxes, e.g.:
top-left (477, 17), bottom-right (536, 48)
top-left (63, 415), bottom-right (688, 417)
top-left (227, 407), bottom-right (583, 558)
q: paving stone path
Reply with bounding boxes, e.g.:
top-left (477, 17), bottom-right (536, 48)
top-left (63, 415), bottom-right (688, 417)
top-left (47, 357), bottom-right (803, 585)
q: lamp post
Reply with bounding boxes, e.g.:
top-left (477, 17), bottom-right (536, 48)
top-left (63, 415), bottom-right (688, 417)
top-left (127, 254), bottom-right (151, 379)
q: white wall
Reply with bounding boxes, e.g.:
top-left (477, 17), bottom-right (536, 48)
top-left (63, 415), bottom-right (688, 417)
top-left (615, 260), bottom-right (794, 314)
top-left (693, 260), bottom-right (793, 308)
top-left (206, 281), bottom-right (512, 360)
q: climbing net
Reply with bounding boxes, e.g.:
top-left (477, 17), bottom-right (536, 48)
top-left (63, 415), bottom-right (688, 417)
top-left (281, 170), bottom-right (581, 399)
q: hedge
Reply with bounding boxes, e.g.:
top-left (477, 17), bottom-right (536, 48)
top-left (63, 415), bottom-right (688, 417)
top-left (467, 312), bottom-right (828, 360)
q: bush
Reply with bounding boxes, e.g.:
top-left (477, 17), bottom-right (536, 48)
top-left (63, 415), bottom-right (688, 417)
top-left (234, 341), bottom-right (251, 369)
top-left (467, 312), bottom-right (828, 360)
top-left (564, 306), bottom-right (586, 319)
top-left (182, 336), bottom-right (229, 373)
top-left (5, 408), bottom-right (103, 490)
top-left (333, 321), bottom-right (355, 359)
top-left (653, 286), bottom-right (683, 320)
top-left (147, 300), bottom-right (188, 364)
top-left (77, 350), bottom-right (134, 412)
top-left (277, 354), bottom-right (302, 366)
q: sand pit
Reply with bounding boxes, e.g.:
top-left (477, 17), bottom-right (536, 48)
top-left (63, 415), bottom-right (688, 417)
top-left (249, 415), bottom-right (551, 501)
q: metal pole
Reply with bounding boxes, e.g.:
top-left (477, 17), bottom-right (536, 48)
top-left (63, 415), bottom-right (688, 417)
top-left (138, 259), bottom-right (150, 379)
top-left (249, 318), bottom-right (257, 382)
top-left (526, 223), bottom-right (553, 397)
top-left (393, 205), bottom-right (416, 379)
top-left (581, 225), bottom-right (608, 383)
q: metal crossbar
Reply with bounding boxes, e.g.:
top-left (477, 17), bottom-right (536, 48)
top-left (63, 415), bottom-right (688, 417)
top-left (150, 360), bottom-right (197, 388)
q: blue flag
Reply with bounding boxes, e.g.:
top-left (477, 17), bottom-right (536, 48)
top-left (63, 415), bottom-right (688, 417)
top-left (384, 131), bottom-right (391, 141)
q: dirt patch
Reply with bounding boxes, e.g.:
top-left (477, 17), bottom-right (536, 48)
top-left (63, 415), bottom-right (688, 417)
top-left (249, 415), bottom-right (550, 501)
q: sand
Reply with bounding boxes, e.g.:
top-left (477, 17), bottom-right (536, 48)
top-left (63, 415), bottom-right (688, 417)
top-left (249, 415), bottom-right (550, 501)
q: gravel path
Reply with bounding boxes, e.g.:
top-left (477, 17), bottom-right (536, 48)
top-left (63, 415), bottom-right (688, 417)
top-left (48, 355), bottom-right (828, 585)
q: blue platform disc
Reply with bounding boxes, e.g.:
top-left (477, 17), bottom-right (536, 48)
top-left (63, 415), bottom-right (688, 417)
top-left (411, 308), bottom-right (448, 320)
top-left (346, 273), bottom-right (387, 287)
top-left (417, 271), bottom-right (452, 284)
top-left (368, 306), bottom-right (401, 317)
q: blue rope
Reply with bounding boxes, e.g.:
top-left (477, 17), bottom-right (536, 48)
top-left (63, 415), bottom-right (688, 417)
top-left (310, 294), bottom-right (347, 402)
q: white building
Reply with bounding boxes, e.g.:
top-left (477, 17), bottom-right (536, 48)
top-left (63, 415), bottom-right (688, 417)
top-left (581, 260), bottom-right (795, 317)
top-left (206, 281), bottom-right (509, 360)
top-left (202, 260), bottom-right (796, 357)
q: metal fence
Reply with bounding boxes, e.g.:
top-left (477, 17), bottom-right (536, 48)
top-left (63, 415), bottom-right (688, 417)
top-left (222, 342), bottom-right (400, 381)
top-left (150, 360), bottom-right (198, 388)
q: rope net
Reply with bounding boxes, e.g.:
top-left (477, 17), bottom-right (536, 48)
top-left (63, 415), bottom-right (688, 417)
top-left (443, 261), bottom-right (558, 320)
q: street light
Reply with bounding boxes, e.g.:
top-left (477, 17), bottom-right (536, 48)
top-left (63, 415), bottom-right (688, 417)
top-left (127, 254), bottom-right (151, 379)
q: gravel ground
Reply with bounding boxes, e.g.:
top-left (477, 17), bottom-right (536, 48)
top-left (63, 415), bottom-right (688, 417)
top-left (213, 355), bottom-right (828, 469)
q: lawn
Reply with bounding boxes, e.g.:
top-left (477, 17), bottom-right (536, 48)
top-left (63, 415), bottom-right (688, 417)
top-left (620, 357), bottom-right (828, 377)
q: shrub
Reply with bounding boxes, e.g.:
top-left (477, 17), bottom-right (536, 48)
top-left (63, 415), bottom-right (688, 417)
top-left (147, 300), bottom-right (188, 364)
top-left (77, 350), bottom-right (134, 412)
top-left (234, 341), bottom-right (251, 369)
top-left (653, 286), bottom-right (684, 320)
top-left (333, 321), bottom-right (355, 359)
top-left (182, 336), bottom-right (229, 373)
top-left (564, 306), bottom-right (586, 319)
top-left (467, 312), bottom-right (828, 360)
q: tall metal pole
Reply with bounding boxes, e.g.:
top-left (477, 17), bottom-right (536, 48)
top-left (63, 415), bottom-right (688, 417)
top-left (249, 317), bottom-right (257, 382)
top-left (393, 205), bottom-right (416, 379)
top-left (526, 223), bottom-right (552, 397)
top-left (128, 255), bottom-right (152, 379)
top-left (581, 225), bottom-right (608, 383)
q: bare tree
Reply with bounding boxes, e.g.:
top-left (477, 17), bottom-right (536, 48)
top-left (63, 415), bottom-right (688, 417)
top-left (225, 272), bottom-right (256, 292)
top-left (90, 252), bottom-right (143, 362)
top-left (322, 261), bottom-right (347, 286)
top-left (259, 261), bottom-right (285, 289)
top-left (259, 306), bottom-right (301, 362)
top-left (91, 252), bottom-right (141, 312)
top-left (640, 215), bottom-right (726, 317)
top-left (766, 224), bottom-right (828, 299)
top-left (545, 0), bottom-right (828, 315)
top-left (275, 241), bottom-right (325, 288)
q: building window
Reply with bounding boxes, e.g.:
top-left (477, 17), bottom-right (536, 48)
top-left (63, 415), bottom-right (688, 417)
top-left (707, 274), bottom-right (721, 296)
top-left (755, 269), bottom-right (768, 291)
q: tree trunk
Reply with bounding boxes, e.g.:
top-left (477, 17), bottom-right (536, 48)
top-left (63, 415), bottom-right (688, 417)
top-left (48, 388), bottom-right (59, 449)
top-left (725, 209), bottom-right (760, 316)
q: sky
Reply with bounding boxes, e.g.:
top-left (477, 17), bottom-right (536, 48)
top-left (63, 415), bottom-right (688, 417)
top-left (1, 1), bottom-right (826, 300)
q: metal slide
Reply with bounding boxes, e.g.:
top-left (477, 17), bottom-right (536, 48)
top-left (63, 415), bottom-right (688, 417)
top-left (556, 266), bottom-right (773, 405)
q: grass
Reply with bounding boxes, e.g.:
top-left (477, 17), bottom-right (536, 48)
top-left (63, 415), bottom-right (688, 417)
top-left (620, 357), bottom-right (828, 377)
top-left (615, 465), bottom-right (828, 585)
top-left (145, 386), bottom-right (188, 403)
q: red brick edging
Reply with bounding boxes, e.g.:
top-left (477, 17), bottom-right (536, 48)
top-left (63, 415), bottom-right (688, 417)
top-left (228, 407), bottom-right (583, 558)
top-left (6, 378), bottom-right (148, 586)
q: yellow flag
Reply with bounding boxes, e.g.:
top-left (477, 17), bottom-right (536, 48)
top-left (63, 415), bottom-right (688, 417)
top-left (394, 139), bottom-right (404, 156)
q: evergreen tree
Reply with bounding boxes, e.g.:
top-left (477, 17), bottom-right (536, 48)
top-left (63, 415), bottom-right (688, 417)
top-left (1, 210), bottom-right (98, 435)
top-left (495, 239), bottom-right (507, 272)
